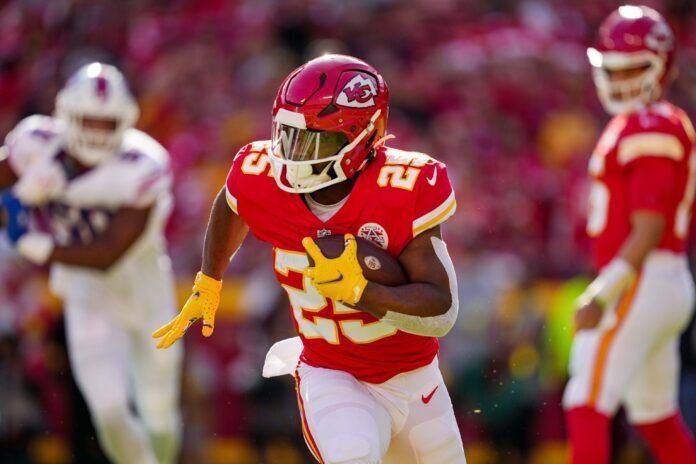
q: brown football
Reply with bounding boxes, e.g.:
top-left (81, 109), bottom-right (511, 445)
top-left (307, 235), bottom-right (408, 286)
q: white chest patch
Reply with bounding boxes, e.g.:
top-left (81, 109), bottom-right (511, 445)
top-left (358, 222), bottom-right (389, 249)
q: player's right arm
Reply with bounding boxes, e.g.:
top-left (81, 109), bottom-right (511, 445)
top-left (201, 187), bottom-right (250, 280)
top-left (153, 163), bottom-right (250, 348)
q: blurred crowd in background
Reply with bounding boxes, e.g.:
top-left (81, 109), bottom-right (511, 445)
top-left (1, 0), bottom-right (696, 463)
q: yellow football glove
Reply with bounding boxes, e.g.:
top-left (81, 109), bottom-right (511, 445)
top-left (302, 234), bottom-right (368, 305)
top-left (152, 272), bottom-right (222, 349)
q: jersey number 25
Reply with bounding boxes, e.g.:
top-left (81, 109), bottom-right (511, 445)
top-left (274, 248), bottom-right (397, 345)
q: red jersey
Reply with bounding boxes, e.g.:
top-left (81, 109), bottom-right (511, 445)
top-left (225, 141), bottom-right (457, 383)
top-left (587, 101), bottom-right (696, 270)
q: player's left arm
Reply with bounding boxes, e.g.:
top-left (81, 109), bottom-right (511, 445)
top-left (16, 206), bottom-right (152, 270)
top-left (356, 225), bottom-right (458, 337)
top-left (363, 160), bottom-right (459, 336)
top-left (576, 156), bottom-right (676, 330)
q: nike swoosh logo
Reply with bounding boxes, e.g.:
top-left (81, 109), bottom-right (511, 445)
top-left (426, 169), bottom-right (437, 186)
top-left (316, 272), bottom-right (344, 285)
top-left (422, 386), bottom-right (439, 404)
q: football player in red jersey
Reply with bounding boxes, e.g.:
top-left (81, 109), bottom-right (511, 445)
top-left (153, 55), bottom-right (466, 463)
top-left (563, 6), bottom-right (696, 464)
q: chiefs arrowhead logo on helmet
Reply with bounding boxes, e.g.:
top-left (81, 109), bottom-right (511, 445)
top-left (336, 72), bottom-right (378, 108)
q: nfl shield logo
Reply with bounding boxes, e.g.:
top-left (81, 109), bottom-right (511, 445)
top-left (317, 228), bottom-right (332, 238)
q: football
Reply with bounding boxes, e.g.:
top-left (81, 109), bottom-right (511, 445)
top-left (307, 235), bottom-right (408, 286)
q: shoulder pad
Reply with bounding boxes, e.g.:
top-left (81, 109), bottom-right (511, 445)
top-left (376, 147), bottom-right (456, 236)
top-left (63, 130), bottom-right (171, 208)
top-left (619, 105), bottom-right (689, 165)
top-left (225, 141), bottom-right (273, 215)
top-left (120, 129), bottom-right (169, 167)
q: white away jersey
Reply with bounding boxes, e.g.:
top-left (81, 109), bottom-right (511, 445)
top-left (4, 115), bottom-right (174, 309)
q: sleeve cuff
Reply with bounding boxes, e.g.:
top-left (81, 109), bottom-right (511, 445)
top-left (412, 191), bottom-right (456, 236)
top-left (225, 187), bottom-right (238, 214)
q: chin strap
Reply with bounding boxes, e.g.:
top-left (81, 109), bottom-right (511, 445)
top-left (373, 134), bottom-right (395, 150)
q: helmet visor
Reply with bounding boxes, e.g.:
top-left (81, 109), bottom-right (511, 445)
top-left (272, 123), bottom-right (348, 162)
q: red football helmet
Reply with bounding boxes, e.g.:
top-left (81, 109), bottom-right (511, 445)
top-left (588, 5), bottom-right (676, 115)
top-left (270, 54), bottom-right (389, 193)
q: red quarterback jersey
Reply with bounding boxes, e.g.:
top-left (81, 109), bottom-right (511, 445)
top-left (587, 101), bottom-right (696, 269)
top-left (225, 141), bottom-right (457, 383)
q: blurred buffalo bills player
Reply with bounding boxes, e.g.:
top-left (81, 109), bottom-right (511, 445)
top-left (0, 63), bottom-right (181, 464)
top-left (153, 54), bottom-right (467, 463)
top-left (563, 6), bottom-right (696, 464)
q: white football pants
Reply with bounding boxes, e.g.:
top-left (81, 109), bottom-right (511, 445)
top-left (64, 292), bottom-right (182, 464)
top-left (293, 356), bottom-right (466, 464)
top-left (564, 251), bottom-right (695, 424)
